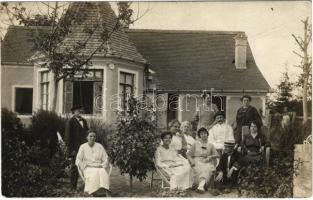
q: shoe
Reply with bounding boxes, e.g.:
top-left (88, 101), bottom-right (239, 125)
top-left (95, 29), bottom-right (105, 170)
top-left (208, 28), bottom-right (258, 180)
top-left (196, 188), bottom-right (205, 194)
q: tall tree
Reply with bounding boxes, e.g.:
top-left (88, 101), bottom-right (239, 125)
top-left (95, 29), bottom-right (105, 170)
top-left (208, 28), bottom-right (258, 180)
top-left (274, 67), bottom-right (294, 113)
top-left (1, 2), bottom-right (142, 111)
top-left (292, 17), bottom-right (312, 124)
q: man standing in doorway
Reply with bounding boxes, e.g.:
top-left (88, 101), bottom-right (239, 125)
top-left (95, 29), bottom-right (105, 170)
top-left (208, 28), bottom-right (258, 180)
top-left (194, 91), bottom-right (219, 131)
top-left (65, 105), bottom-right (89, 190)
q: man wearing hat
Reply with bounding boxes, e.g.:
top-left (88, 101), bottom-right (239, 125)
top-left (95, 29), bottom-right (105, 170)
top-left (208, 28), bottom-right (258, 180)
top-left (65, 105), bottom-right (89, 190)
top-left (194, 91), bottom-right (219, 131)
top-left (214, 140), bottom-right (244, 190)
top-left (208, 111), bottom-right (235, 155)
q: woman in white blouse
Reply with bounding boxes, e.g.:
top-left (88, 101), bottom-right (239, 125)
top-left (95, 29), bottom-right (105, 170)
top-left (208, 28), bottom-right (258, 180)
top-left (155, 131), bottom-right (193, 190)
top-left (76, 130), bottom-right (111, 196)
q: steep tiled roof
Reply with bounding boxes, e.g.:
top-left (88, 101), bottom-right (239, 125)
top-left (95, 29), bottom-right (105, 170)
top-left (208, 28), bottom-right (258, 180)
top-left (1, 26), bottom-right (46, 64)
top-left (61, 2), bottom-right (146, 64)
top-left (127, 29), bottom-right (270, 91)
top-left (1, 2), bottom-right (146, 65)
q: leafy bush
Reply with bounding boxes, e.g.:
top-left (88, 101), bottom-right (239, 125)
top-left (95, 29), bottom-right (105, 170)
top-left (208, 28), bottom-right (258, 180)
top-left (109, 97), bottom-right (159, 184)
top-left (30, 110), bottom-right (65, 161)
top-left (2, 134), bottom-right (66, 197)
top-left (1, 108), bottom-right (24, 138)
top-left (238, 150), bottom-right (294, 197)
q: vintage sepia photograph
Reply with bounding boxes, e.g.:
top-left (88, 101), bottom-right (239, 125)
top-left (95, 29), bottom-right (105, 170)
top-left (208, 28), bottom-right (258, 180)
top-left (0, 0), bottom-right (312, 198)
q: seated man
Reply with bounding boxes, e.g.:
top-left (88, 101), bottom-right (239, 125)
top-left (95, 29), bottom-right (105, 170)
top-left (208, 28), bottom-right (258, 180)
top-left (214, 141), bottom-right (244, 191)
top-left (209, 111), bottom-right (235, 155)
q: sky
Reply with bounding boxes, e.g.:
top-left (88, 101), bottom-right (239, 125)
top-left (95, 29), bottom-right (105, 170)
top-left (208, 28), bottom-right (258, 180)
top-left (1, 1), bottom-right (311, 89)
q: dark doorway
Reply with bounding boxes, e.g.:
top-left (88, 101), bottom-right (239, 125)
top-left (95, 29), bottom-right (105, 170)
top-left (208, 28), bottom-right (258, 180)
top-left (212, 95), bottom-right (226, 117)
top-left (167, 93), bottom-right (178, 126)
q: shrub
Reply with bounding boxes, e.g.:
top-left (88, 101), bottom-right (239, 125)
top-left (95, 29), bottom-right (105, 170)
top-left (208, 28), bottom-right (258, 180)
top-left (1, 108), bottom-right (24, 138)
top-left (2, 136), bottom-right (65, 197)
top-left (238, 150), bottom-right (294, 197)
top-left (109, 97), bottom-right (159, 185)
top-left (30, 110), bottom-right (64, 161)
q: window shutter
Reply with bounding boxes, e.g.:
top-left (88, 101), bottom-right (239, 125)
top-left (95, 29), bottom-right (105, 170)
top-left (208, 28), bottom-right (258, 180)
top-left (63, 81), bottom-right (73, 113)
top-left (93, 82), bottom-right (103, 115)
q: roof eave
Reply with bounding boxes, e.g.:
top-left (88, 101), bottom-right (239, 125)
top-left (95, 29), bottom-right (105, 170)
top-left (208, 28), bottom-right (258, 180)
top-left (147, 89), bottom-right (271, 94)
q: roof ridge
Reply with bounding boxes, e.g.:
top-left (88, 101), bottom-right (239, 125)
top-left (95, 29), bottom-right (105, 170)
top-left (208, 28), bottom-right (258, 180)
top-left (7, 25), bottom-right (51, 30)
top-left (127, 28), bottom-right (245, 35)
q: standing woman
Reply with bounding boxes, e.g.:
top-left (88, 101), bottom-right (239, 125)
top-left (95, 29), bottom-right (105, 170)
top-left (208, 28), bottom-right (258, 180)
top-left (180, 121), bottom-right (195, 151)
top-left (187, 127), bottom-right (220, 193)
top-left (76, 130), bottom-right (111, 196)
top-left (168, 119), bottom-right (188, 158)
top-left (234, 95), bottom-right (263, 144)
top-left (155, 131), bottom-right (193, 190)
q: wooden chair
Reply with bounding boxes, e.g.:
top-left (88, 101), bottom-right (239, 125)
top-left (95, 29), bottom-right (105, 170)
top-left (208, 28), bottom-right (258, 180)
top-left (304, 135), bottom-right (312, 144)
top-left (152, 160), bottom-right (170, 189)
top-left (150, 170), bottom-right (163, 189)
top-left (77, 163), bottom-right (113, 182)
top-left (241, 126), bottom-right (271, 167)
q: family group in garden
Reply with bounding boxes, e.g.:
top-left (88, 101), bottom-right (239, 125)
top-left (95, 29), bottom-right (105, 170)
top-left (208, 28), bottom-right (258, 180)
top-left (64, 94), bottom-right (270, 197)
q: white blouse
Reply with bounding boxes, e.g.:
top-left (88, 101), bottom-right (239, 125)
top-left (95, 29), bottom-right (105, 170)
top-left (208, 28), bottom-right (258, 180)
top-left (75, 142), bottom-right (109, 170)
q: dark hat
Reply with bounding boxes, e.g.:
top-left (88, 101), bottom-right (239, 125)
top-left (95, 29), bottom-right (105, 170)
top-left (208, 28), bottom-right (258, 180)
top-left (224, 140), bottom-right (236, 147)
top-left (214, 111), bottom-right (225, 119)
top-left (201, 90), bottom-right (212, 99)
top-left (71, 105), bottom-right (84, 112)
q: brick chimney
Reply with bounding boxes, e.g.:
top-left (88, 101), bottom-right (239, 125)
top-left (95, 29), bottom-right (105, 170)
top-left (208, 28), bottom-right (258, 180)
top-left (234, 33), bottom-right (248, 69)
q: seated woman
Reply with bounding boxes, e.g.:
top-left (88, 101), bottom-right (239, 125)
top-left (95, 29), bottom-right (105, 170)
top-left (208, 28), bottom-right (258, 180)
top-left (76, 130), bottom-right (111, 196)
top-left (155, 131), bottom-right (193, 190)
top-left (241, 121), bottom-right (270, 164)
top-left (187, 127), bottom-right (220, 193)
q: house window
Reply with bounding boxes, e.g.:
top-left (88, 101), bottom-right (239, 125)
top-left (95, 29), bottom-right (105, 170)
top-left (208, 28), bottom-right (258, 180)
top-left (119, 72), bottom-right (135, 110)
top-left (40, 71), bottom-right (49, 110)
top-left (15, 88), bottom-right (33, 115)
top-left (63, 70), bottom-right (103, 114)
top-left (73, 81), bottom-right (94, 114)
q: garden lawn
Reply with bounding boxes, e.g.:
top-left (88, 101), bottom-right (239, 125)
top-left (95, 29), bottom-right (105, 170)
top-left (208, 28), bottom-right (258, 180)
top-left (51, 167), bottom-right (239, 197)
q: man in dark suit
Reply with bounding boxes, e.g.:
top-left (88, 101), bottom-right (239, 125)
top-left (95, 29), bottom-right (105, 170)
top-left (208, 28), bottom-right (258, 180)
top-left (65, 105), bottom-right (89, 190)
top-left (214, 141), bottom-right (244, 191)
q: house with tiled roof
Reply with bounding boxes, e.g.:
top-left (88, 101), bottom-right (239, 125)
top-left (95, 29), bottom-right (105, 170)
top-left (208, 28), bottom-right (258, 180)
top-left (1, 2), bottom-right (270, 127)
